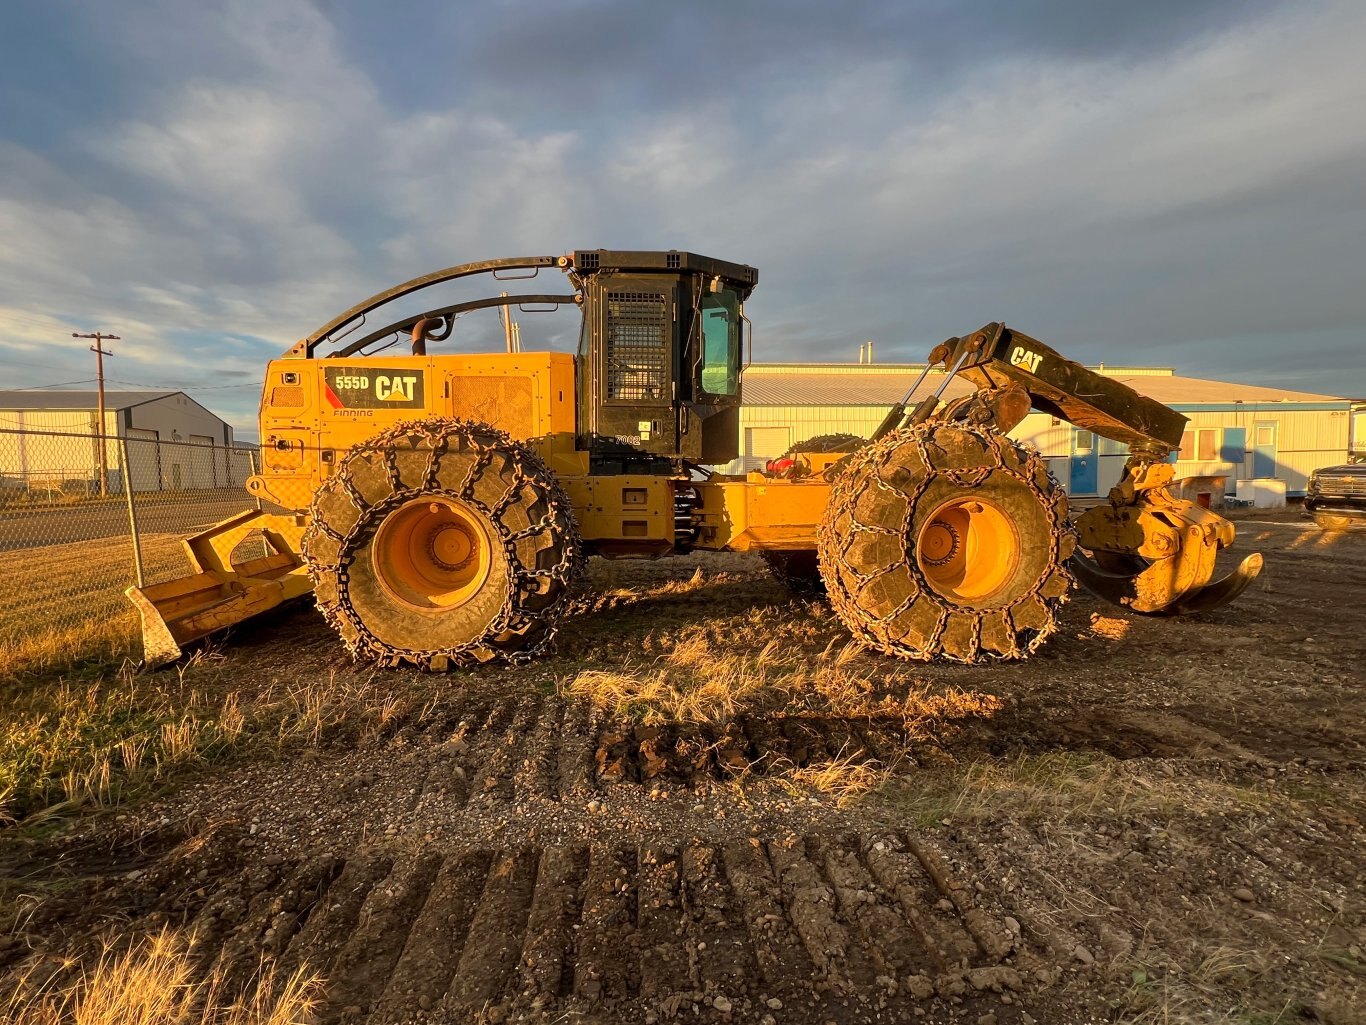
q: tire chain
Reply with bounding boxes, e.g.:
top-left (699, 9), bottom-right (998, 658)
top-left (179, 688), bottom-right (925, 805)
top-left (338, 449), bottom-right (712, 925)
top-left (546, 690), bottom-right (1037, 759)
top-left (301, 418), bottom-right (582, 670)
top-left (817, 421), bottom-right (1076, 663)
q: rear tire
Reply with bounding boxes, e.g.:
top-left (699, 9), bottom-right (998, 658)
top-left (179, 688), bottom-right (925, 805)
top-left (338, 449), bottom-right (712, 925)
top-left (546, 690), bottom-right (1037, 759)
top-left (785, 433), bottom-right (864, 457)
top-left (302, 419), bottom-right (579, 669)
top-left (817, 422), bottom-right (1075, 662)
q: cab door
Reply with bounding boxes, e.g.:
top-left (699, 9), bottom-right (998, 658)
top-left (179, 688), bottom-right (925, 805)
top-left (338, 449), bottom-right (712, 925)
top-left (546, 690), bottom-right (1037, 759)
top-left (585, 276), bottom-right (677, 454)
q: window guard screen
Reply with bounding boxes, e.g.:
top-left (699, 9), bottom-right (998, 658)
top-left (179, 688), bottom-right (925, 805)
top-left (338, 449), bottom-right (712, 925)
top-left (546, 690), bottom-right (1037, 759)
top-left (605, 291), bottom-right (668, 401)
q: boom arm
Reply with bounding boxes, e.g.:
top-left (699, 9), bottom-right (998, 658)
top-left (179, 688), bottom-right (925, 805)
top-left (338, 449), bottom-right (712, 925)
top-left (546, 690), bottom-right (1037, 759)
top-left (284, 256), bottom-right (570, 358)
top-left (947, 324), bottom-right (1186, 454)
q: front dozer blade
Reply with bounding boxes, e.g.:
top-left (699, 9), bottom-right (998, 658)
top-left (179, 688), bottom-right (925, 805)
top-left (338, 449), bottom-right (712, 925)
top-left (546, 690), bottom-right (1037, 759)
top-left (125, 509), bottom-right (312, 666)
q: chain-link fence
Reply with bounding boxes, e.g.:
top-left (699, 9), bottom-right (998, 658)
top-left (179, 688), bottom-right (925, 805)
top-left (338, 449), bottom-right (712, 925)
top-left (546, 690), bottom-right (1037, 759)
top-left (0, 427), bottom-right (259, 668)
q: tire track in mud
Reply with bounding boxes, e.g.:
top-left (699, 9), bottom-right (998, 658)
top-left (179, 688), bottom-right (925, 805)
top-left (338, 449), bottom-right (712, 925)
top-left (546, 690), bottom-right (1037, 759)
top-left (41, 828), bottom-right (1037, 1024)
top-left (576, 701), bottom-right (1362, 790)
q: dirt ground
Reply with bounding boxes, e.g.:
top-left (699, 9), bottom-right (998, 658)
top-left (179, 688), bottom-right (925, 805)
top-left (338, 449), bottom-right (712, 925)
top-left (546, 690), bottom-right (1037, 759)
top-left (2, 514), bottom-right (1364, 1024)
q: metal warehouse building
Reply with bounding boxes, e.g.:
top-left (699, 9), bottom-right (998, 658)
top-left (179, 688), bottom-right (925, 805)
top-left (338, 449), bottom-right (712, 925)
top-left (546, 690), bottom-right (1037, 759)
top-left (728, 363), bottom-right (1354, 499)
top-left (0, 390), bottom-right (242, 493)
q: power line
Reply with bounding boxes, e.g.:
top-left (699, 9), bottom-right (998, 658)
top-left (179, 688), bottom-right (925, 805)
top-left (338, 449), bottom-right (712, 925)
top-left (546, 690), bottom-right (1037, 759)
top-left (106, 377), bottom-right (262, 391)
top-left (0, 355), bottom-right (85, 372)
top-left (13, 378), bottom-right (98, 390)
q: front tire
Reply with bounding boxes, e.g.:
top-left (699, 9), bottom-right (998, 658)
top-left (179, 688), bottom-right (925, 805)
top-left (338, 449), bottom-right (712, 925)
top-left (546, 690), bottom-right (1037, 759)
top-left (817, 422), bottom-right (1074, 662)
top-left (302, 419), bottom-right (579, 669)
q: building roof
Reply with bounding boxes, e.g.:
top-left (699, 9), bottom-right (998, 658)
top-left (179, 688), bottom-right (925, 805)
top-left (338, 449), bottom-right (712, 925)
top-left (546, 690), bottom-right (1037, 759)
top-left (741, 365), bottom-right (1348, 408)
top-left (0, 390), bottom-right (179, 411)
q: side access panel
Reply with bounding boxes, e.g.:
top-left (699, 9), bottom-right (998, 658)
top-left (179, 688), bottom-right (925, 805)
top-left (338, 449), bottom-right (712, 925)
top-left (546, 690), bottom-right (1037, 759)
top-left (560, 475), bottom-right (677, 557)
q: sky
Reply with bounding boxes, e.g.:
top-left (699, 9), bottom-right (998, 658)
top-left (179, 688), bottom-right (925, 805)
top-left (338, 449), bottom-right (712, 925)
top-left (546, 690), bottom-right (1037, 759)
top-left (1, 0), bottom-right (1364, 438)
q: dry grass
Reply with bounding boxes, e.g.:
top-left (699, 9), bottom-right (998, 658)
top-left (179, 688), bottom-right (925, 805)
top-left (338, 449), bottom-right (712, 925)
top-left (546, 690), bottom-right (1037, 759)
top-left (0, 619), bottom-right (141, 685)
top-left (559, 626), bottom-right (1003, 731)
top-left (0, 665), bottom-right (246, 825)
top-left (0, 656), bottom-right (433, 825)
top-left (3, 927), bottom-right (323, 1024)
top-left (557, 620), bottom-right (999, 804)
top-left (1118, 952), bottom-right (1302, 1025)
top-left (562, 635), bottom-right (778, 724)
top-left (0, 535), bottom-right (188, 680)
top-left (773, 745), bottom-right (893, 806)
top-left (879, 751), bottom-right (1286, 828)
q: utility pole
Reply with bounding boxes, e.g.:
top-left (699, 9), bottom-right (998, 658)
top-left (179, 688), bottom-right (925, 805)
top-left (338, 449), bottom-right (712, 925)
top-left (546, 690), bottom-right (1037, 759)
top-left (73, 331), bottom-right (120, 496)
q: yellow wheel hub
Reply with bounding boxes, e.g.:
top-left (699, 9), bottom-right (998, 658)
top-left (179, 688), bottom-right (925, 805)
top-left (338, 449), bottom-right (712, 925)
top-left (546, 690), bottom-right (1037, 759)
top-left (373, 499), bottom-right (493, 610)
top-left (916, 497), bottom-right (1021, 601)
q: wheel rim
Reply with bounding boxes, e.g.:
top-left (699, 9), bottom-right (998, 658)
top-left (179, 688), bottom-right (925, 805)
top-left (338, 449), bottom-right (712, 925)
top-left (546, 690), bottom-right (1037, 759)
top-left (372, 499), bottom-right (493, 610)
top-left (915, 496), bottom-right (1021, 601)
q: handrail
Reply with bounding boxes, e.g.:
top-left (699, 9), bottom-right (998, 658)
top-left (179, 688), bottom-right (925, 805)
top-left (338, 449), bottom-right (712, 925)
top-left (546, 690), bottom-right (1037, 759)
top-left (289, 256), bottom-right (567, 358)
top-left (331, 293), bottom-right (582, 357)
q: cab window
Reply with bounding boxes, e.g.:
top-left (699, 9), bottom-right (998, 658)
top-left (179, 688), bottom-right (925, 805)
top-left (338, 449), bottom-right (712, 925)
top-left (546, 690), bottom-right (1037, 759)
top-left (700, 289), bottom-right (740, 396)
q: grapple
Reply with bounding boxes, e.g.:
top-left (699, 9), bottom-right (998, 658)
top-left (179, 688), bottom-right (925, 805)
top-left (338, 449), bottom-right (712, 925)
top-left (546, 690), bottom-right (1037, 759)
top-left (1069, 461), bottom-right (1263, 614)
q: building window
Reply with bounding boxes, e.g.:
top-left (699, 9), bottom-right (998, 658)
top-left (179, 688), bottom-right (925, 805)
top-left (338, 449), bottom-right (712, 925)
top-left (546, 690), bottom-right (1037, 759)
top-left (1178, 428), bottom-right (1220, 462)
top-left (1197, 428), bottom-right (1218, 461)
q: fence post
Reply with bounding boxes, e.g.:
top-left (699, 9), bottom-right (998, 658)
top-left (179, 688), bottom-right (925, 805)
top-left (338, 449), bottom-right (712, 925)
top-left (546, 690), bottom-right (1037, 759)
top-left (120, 435), bottom-right (146, 589)
top-left (249, 449), bottom-right (263, 510)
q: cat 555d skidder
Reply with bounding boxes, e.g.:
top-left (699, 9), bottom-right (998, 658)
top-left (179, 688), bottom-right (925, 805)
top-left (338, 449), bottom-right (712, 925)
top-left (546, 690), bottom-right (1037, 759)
top-left (128, 250), bottom-right (1261, 668)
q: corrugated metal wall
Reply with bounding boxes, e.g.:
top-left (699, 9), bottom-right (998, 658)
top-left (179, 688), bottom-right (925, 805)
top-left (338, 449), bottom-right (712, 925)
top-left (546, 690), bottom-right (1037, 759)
top-left (0, 410), bottom-right (121, 488)
top-left (1172, 407), bottom-right (1348, 493)
top-left (0, 398), bottom-right (239, 492)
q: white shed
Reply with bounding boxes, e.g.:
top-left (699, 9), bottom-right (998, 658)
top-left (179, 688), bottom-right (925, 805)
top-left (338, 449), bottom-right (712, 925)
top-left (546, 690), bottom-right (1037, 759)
top-left (0, 390), bottom-right (243, 493)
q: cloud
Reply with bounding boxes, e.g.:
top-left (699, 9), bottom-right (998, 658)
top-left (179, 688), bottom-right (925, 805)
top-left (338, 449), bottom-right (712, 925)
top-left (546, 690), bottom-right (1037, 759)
top-left (0, 0), bottom-right (1363, 439)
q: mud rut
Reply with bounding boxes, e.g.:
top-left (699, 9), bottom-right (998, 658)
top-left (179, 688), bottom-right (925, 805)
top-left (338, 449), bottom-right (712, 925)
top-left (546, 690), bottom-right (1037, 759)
top-left (5, 521), bottom-right (1366, 1024)
top-left (13, 693), bottom-right (1052, 1024)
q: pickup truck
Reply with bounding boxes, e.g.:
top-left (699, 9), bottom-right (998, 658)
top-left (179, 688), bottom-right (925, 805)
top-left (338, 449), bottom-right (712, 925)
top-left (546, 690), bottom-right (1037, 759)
top-left (1306, 463), bottom-right (1366, 529)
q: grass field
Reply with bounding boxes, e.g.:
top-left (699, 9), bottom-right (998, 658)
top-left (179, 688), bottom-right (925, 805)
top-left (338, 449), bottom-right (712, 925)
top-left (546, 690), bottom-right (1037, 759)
top-left (0, 534), bottom-right (194, 679)
top-left (0, 524), bottom-right (1362, 1024)
top-left (5, 928), bottom-right (322, 1025)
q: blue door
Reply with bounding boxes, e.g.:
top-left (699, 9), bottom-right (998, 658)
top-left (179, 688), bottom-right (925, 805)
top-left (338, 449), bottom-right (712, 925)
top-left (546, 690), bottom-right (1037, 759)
top-left (1070, 430), bottom-right (1098, 495)
top-left (1252, 421), bottom-right (1278, 478)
